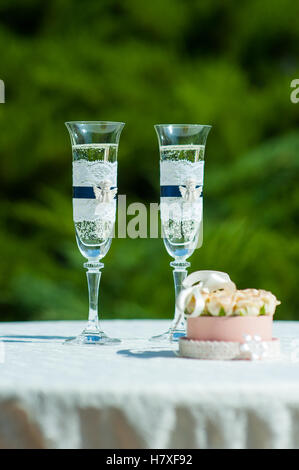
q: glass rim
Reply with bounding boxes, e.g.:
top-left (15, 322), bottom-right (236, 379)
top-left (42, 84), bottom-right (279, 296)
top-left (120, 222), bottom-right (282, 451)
top-left (65, 120), bottom-right (125, 126)
top-left (155, 123), bottom-right (212, 128)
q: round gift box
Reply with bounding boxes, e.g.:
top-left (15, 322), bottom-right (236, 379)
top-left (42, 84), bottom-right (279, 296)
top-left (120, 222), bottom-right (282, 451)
top-left (187, 315), bottom-right (273, 343)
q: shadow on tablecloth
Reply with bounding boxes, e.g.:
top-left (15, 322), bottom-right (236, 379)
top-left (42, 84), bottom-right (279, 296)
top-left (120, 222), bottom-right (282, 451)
top-left (117, 348), bottom-right (176, 359)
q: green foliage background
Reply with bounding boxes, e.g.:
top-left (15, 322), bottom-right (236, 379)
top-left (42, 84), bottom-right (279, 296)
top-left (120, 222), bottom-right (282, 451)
top-left (0, 0), bottom-right (298, 322)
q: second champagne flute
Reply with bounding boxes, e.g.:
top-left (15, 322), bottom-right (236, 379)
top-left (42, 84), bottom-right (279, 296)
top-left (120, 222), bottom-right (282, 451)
top-left (151, 124), bottom-right (211, 342)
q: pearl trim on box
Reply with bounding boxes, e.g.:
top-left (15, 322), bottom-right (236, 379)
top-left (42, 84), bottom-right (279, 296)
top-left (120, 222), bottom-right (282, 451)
top-left (179, 337), bottom-right (280, 360)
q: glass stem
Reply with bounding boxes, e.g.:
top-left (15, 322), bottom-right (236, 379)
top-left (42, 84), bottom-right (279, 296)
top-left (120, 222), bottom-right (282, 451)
top-left (84, 261), bottom-right (104, 333)
top-left (170, 260), bottom-right (190, 331)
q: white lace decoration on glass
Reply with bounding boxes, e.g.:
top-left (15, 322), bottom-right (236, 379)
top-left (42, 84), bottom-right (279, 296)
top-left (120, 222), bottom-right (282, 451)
top-left (160, 158), bottom-right (204, 237)
top-left (72, 160), bottom-right (117, 223)
top-left (73, 158), bottom-right (117, 242)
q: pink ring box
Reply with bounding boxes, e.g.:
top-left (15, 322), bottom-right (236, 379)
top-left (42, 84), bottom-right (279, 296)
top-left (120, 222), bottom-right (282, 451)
top-left (187, 316), bottom-right (273, 343)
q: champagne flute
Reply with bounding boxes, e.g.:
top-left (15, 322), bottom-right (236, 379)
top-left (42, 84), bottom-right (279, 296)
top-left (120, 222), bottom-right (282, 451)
top-left (151, 124), bottom-right (211, 342)
top-left (65, 121), bottom-right (125, 345)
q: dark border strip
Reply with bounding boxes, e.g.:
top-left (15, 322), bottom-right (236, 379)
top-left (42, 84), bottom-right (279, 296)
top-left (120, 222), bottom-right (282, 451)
top-left (73, 186), bottom-right (116, 199)
top-left (160, 185), bottom-right (203, 197)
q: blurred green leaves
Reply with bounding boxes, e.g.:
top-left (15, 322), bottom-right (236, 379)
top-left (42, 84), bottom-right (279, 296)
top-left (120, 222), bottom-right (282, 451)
top-left (0, 0), bottom-right (298, 322)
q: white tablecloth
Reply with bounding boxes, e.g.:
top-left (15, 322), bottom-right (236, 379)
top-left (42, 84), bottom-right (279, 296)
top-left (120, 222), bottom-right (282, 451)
top-left (0, 320), bottom-right (299, 449)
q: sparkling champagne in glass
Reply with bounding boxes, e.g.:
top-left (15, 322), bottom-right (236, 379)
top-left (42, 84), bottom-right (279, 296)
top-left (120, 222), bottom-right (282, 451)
top-left (152, 124), bottom-right (211, 342)
top-left (65, 121), bottom-right (125, 345)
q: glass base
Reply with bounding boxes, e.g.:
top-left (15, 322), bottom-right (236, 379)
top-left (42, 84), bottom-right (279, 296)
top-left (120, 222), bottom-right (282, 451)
top-left (150, 327), bottom-right (186, 343)
top-left (64, 328), bottom-right (121, 346)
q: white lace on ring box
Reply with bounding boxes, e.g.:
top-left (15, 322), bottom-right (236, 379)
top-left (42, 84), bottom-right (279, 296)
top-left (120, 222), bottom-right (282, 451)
top-left (179, 337), bottom-right (281, 361)
top-left (73, 160), bottom-right (117, 223)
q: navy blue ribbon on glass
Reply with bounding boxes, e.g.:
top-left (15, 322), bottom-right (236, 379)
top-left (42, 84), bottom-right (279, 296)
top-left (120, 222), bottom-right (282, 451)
top-left (73, 186), bottom-right (117, 199)
top-left (160, 185), bottom-right (203, 197)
